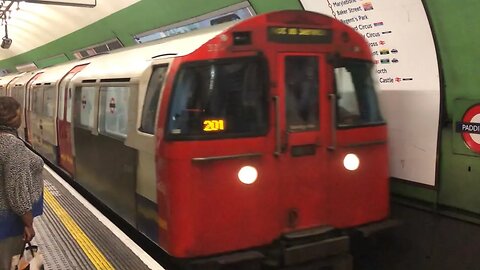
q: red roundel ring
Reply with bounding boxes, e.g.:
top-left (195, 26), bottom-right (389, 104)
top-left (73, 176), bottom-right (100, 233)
top-left (461, 105), bottom-right (480, 153)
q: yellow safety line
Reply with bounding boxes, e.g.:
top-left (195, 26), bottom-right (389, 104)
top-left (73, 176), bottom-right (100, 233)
top-left (44, 189), bottom-right (115, 270)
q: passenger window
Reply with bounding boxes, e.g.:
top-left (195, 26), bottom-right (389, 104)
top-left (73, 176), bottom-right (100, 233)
top-left (139, 65), bottom-right (168, 134)
top-left (11, 89), bottom-right (22, 108)
top-left (98, 86), bottom-right (130, 139)
top-left (77, 86), bottom-right (96, 129)
top-left (18, 89), bottom-right (25, 110)
top-left (13, 87), bottom-right (23, 109)
top-left (43, 86), bottom-right (55, 118)
top-left (335, 60), bottom-right (383, 127)
top-left (32, 87), bottom-right (44, 115)
top-left (285, 56), bottom-right (319, 131)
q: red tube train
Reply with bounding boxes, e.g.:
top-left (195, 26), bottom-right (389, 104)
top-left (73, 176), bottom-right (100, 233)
top-left (0, 10), bottom-right (390, 269)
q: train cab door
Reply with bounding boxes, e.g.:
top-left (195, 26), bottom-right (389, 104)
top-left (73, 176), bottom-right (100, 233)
top-left (58, 64), bottom-right (89, 176)
top-left (275, 53), bottom-right (330, 231)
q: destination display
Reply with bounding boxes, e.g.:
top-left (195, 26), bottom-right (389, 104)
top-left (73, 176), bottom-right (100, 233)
top-left (268, 27), bottom-right (332, 44)
top-left (203, 119), bottom-right (225, 132)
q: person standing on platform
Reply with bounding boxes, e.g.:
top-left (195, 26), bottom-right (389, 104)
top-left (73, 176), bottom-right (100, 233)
top-left (0, 97), bottom-right (44, 270)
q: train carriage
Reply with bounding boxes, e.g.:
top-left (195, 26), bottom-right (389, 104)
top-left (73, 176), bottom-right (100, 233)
top-left (0, 73), bottom-right (21, 97)
top-left (8, 70), bottom-right (43, 141)
top-left (27, 61), bottom-right (89, 164)
top-left (7, 10), bottom-right (391, 269)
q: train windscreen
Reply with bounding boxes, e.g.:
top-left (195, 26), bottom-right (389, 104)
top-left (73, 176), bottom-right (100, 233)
top-left (167, 57), bottom-right (268, 139)
top-left (334, 59), bottom-right (384, 127)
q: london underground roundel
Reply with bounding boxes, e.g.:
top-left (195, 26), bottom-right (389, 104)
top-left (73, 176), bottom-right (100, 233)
top-left (457, 104), bottom-right (480, 153)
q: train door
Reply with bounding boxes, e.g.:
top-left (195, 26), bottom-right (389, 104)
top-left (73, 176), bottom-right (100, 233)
top-left (25, 72), bottom-right (43, 143)
top-left (16, 86), bottom-right (27, 141)
top-left (32, 84), bottom-right (58, 163)
top-left (275, 53), bottom-right (330, 230)
top-left (58, 64), bottom-right (88, 175)
top-left (73, 83), bottom-right (137, 226)
top-left (135, 64), bottom-right (170, 242)
top-left (29, 85), bottom-right (45, 156)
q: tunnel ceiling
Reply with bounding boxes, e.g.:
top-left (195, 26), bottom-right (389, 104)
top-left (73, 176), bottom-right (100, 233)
top-left (0, 0), bottom-right (139, 61)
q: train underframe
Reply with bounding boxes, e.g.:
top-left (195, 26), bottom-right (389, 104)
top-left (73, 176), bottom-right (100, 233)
top-left (181, 219), bottom-right (399, 270)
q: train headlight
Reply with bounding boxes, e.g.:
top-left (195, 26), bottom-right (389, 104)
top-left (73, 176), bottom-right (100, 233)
top-left (238, 166), bottom-right (258, 185)
top-left (343, 153), bottom-right (360, 171)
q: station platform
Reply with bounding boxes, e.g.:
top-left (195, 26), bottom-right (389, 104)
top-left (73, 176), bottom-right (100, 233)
top-left (31, 166), bottom-right (163, 270)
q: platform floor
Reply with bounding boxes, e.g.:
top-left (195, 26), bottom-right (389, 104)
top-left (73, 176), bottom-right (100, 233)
top-left (32, 167), bottom-right (163, 270)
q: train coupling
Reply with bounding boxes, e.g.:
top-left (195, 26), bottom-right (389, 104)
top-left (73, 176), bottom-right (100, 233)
top-left (185, 226), bottom-right (352, 270)
top-left (262, 226), bottom-right (352, 270)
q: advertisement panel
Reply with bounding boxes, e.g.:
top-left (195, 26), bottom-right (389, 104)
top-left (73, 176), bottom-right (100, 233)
top-left (301, 0), bottom-right (440, 186)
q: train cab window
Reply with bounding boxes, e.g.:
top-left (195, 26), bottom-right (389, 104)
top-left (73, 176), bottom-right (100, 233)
top-left (166, 57), bottom-right (267, 139)
top-left (334, 59), bottom-right (384, 127)
top-left (98, 86), bottom-right (130, 139)
top-left (139, 65), bottom-right (168, 134)
top-left (43, 86), bottom-right (55, 118)
top-left (285, 56), bottom-right (319, 131)
top-left (32, 87), bottom-right (44, 115)
top-left (75, 86), bottom-right (96, 129)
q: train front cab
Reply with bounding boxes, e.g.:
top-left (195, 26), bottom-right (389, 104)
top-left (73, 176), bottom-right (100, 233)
top-left (156, 11), bottom-right (390, 268)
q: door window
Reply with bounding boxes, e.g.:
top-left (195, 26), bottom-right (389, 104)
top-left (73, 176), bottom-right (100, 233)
top-left (285, 56), bottom-right (319, 131)
top-left (32, 87), bottom-right (44, 115)
top-left (67, 87), bottom-right (73, 123)
top-left (76, 86), bottom-right (96, 129)
top-left (58, 80), bottom-right (67, 120)
top-left (98, 86), bottom-right (130, 139)
top-left (139, 65), bottom-right (168, 134)
top-left (43, 86), bottom-right (55, 118)
top-left (11, 88), bottom-right (24, 109)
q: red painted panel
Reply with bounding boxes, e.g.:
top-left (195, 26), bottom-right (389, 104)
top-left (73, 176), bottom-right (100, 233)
top-left (57, 64), bottom-right (89, 175)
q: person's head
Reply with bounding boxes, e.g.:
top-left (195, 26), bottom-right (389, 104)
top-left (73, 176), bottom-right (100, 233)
top-left (0, 96), bottom-right (21, 129)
